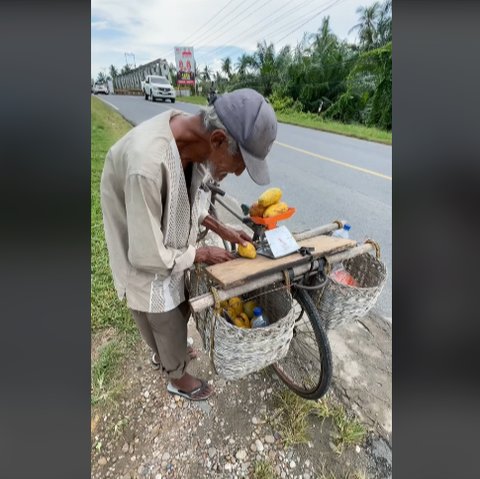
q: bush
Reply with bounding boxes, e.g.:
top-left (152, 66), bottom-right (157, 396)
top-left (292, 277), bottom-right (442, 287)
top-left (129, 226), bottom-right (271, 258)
top-left (268, 91), bottom-right (303, 113)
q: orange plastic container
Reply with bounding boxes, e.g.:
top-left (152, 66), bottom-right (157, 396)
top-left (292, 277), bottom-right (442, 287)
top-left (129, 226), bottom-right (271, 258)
top-left (250, 207), bottom-right (296, 230)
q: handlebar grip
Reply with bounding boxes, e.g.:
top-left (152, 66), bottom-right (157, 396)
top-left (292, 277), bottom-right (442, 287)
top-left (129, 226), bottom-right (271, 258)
top-left (206, 181), bottom-right (226, 196)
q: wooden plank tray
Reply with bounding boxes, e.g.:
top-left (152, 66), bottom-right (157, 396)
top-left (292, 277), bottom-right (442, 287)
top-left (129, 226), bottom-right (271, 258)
top-left (205, 235), bottom-right (356, 288)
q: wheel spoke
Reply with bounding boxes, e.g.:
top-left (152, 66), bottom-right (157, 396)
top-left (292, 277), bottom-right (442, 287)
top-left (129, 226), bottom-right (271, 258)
top-left (272, 289), bottom-right (332, 399)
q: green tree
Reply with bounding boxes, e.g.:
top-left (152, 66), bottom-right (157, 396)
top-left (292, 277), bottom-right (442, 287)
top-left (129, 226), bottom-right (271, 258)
top-left (326, 42), bottom-right (391, 129)
top-left (221, 57), bottom-right (232, 80)
top-left (235, 53), bottom-right (254, 77)
top-left (120, 64), bottom-right (132, 75)
top-left (96, 72), bottom-right (107, 83)
top-left (376, 0), bottom-right (392, 47)
top-left (109, 64), bottom-right (119, 78)
top-left (349, 2), bottom-right (381, 50)
top-left (251, 41), bottom-right (277, 96)
top-left (201, 64), bottom-right (213, 81)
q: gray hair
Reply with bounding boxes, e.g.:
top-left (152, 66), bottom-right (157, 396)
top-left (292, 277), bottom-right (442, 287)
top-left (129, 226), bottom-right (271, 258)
top-left (199, 106), bottom-right (239, 156)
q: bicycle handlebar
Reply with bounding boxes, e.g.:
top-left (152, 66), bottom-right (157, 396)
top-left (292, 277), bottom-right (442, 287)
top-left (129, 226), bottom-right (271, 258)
top-left (206, 181), bottom-right (226, 197)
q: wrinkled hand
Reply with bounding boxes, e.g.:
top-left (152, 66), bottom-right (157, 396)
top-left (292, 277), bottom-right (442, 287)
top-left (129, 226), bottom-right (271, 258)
top-left (220, 227), bottom-right (252, 248)
top-left (195, 246), bottom-right (236, 265)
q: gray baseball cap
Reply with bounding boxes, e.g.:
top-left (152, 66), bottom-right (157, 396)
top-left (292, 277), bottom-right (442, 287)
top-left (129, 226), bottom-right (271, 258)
top-left (212, 88), bottom-right (277, 185)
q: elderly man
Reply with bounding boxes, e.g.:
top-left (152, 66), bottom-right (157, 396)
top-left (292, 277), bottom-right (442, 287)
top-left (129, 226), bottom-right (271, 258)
top-left (100, 88), bottom-right (277, 400)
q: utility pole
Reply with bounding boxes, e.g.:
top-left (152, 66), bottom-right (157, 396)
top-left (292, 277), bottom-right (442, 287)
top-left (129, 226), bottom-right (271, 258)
top-left (124, 52), bottom-right (136, 69)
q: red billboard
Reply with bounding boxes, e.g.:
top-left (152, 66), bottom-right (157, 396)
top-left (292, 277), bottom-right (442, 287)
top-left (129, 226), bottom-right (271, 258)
top-left (174, 46), bottom-right (195, 86)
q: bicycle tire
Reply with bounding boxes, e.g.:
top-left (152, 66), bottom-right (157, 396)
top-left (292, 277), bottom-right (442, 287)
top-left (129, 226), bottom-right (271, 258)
top-left (271, 286), bottom-right (332, 400)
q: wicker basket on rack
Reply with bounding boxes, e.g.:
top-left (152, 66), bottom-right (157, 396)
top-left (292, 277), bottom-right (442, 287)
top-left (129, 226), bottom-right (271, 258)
top-left (310, 250), bottom-right (387, 330)
top-left (187, 267), bottom-right (295, 381)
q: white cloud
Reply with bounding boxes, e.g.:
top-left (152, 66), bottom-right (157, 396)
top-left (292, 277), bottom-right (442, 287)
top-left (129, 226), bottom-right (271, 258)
top-left (91, 0), bottom-right (380, 78)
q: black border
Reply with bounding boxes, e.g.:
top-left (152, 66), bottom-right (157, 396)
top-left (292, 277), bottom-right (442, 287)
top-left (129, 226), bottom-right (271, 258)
top-left (0, 1), bottom-right (91, 478)
top-left (394, 1), bottom-right (480, 477)
top-left (1, 0), bottom-right (480, 477)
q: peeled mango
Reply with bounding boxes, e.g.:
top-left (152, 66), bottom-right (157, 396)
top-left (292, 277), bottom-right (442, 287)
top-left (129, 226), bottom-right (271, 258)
top-left (263, 201), bottom-right (289, 218)
top-left (238, 242), bottom-right (257, 259)
top-left (249, 202), bottom-right (266, 218)
top-left (258, 187), bottom-right (283, 208)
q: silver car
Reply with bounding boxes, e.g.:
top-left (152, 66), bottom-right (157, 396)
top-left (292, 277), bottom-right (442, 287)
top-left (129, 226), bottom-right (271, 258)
top-left (143, 75), bottom-right (176, 103)
top-left (92, 82), bottom-right (109, 95)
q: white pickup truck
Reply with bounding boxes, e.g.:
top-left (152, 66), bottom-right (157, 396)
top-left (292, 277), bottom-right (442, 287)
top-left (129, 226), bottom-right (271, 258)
top-left (142, 75), bottom-right (176, 103)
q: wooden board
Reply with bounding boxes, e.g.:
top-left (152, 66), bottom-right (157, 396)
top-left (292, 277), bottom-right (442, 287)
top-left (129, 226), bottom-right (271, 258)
top-left (205, 235), bottom-right (356, 288)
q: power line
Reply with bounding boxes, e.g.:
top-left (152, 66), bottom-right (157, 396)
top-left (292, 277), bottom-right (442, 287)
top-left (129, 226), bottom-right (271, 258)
top-left (188, 0), bottom-right (260, 49)
top-left (196, 0), bottom-right (309, 63)
top-left (180, 0), bottom-right (238, 45)
top-left (155, 0), bottom-right (240, 60)
top-left (199, 0), bottom-right (329, 65)
top-left (274, 0), bottom-right (346, 44)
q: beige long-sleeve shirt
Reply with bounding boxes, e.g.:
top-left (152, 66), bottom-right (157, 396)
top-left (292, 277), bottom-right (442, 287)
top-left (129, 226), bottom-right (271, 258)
top-left (100, 110), bottom-right (209, 312)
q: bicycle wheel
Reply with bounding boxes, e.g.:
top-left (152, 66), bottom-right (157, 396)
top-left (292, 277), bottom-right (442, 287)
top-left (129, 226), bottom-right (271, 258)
top-left (271, 286), bottom-right (332, 400)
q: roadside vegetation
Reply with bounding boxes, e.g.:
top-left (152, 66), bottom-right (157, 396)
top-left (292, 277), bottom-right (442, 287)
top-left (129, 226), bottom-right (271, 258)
top-left (99, 1), bottom-right (392, 145)
top-left (181, 1), bottom-right (391, 142)
top-left (271, 390), bottom-right (367, 453)
top-left (91, 97), bottom-right (136, 409)
top-left (177, 95), bottom-right (391, 144)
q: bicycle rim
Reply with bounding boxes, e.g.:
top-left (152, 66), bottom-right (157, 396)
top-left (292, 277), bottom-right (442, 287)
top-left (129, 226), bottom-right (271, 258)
top-left (271, 287), bottom-right (332, 400)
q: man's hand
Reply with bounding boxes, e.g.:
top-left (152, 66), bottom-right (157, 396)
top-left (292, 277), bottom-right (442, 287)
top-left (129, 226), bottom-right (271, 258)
top-left (220, 226), bottom-right (251, 247)
top-left (195, 246), bottom-right (235, 265)
top-left (201, 215), bottom-right (252, 247)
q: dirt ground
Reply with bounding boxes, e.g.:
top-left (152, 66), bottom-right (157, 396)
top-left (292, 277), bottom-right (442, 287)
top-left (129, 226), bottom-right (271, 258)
top-left (92, 220), bottom-right (392, 479)
top-left (91, 309), bottom-right (391, 479)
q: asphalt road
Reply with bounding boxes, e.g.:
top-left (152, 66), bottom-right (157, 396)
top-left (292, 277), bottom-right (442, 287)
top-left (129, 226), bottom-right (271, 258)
top-left (96, 94), bottom-right (392, 319)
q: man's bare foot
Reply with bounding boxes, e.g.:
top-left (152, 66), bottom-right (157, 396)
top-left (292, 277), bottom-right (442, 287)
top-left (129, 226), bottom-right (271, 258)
top-left (169, 372), bottom-right (214, 401)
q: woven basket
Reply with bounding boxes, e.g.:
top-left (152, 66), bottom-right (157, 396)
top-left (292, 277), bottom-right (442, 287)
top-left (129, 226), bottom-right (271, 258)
top-left (188, 268), bottom-right (295, 381)
top-left (310, 252), bottom-right (387, 330)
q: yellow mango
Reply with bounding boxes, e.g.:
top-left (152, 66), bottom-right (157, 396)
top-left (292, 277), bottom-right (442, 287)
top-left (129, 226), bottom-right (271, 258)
top-left (232, 316), bottom-right (247, 328)
top-left (243, 300), bottom-right (257, 319)
top-left (249, 202), bottom-right (266, 217)
top-left (238, 242), bottom-right (257, 259)
top-left (263, 201), bottom-right (289, 218)
top-left (239, 312), bottom-right (250, 325)
top-left (225, 307), bottom-right (237, 322)
top-left (258, 187), bottom-right (283, 208)
top-left (228, 297), bottom-right (244, 316)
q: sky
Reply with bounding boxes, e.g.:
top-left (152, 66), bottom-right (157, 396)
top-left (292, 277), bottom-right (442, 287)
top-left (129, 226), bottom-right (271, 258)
top-left (91, 0), bottom-right (379, 80)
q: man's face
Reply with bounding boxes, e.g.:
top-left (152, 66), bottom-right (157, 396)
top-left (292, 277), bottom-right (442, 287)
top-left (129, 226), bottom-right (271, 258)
top-left (207, 131), bottom-right (246, 182)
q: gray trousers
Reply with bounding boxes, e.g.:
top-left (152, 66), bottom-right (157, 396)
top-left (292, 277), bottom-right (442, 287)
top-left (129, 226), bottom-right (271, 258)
top-left (130, 301), bottom-right (191, 379)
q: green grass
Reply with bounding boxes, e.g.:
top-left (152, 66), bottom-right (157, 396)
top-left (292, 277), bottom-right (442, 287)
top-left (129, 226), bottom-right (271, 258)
top-left (318, 468), bottom-right (369, 479)
top-left (91, 339), bottom-right (126, 406)
top-left (91, 97), bottom-right (138, 408)
top-left (175, 94), bottom-right (208, 106)
top-left (275, 110), bottom-right (391, 145)
top-left (270, 390), bottom-right (367, 452)
top-left (176, 95), bottom-right (391, 144)
top-left (253, 460), bottom-right (277, 479)
top-left (312, 398), bottom-right (367, 454)
top-left (91, 97), bottom-right (136, 336)
top-left (271, 390), bottom-right (316, 447)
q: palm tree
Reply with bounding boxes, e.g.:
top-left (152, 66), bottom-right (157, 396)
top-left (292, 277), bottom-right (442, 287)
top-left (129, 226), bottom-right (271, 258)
top-left (349, 2), bottom-right (381, 50)
top-left (221, 57), bottom-right (232, 80)
top-left (251, 41), bottom-right (277, 96)
top-left (376, 0), bottom-right (392, 47)
top-left (120, 64), bottom-right (132, 75)
top-left (201, 64), bottom-right (213, 81)
top-left (109, 64), bottom-right (119, 78)
top-left (235, 53), bottom-right (253, 77)
top-left (96, 72), bottom-right (108, 83)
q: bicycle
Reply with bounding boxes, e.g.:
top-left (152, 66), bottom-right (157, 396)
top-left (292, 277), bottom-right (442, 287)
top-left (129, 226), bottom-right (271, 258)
top-left (192, 181), bottom-right (374, 400)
